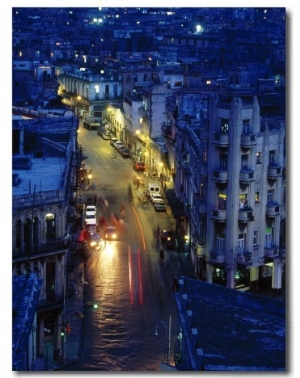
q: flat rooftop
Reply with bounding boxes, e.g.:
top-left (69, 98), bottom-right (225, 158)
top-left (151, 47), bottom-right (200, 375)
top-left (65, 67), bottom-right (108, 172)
top-left (12, 156), bottom-right (67, 196)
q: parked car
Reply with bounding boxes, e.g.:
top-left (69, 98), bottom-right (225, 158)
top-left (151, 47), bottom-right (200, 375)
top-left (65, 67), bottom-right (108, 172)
top-left (118, 146), bottom-right (131, 158)
top-left (110, 137), bottom-right (119, 146)
top-left (133, 162), bottom-right (146, 171)
top-left (150, 193), bottom-right (163, 204)
top-left (105, 226), bottom-right (117, 240)
top-left (153, 201), bottom-right (166, 212)
top-left (113, 141), bottom-right (124, 149)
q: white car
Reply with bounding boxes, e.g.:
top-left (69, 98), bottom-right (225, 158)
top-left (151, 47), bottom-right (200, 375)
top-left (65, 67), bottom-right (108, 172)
top-left (85, 213), bottom-right (96, 226)
top-left (150, 193), bottom-right (163, 204)
top-left (85, 205), bottom-right (96, 216)
top-left (113, 141), bottom-right (123, 149)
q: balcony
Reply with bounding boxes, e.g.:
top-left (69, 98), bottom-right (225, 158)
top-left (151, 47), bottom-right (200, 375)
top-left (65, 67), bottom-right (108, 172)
top-left (266, 203), bottom-right (281, 217)
top-left (264, 246), bottom-right (279, 258)
top-left (210, 209), bottom-right (227, 222)
top-left (212, 169), bottom-right (228, 183)
top-left (239, 169), bottom-right (255, 184)
top-left (240, 133), bottom-right (256, 148)
top-left (267, 165), bottom-right (282, 180)
top-left (210, 250), bottom-right (226, 264)
top-left (213, 132), bottom-right (229, 147)
top-left (138, 106), bottom-right (149, 118)
top-left (236, 252), bottom-right (252, 265)
top-left (238, 208), bottom-right (254, 223)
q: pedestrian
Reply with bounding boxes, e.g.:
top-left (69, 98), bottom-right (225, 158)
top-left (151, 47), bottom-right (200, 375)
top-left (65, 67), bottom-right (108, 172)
top-left (136, 179), bottom-right (140, 189)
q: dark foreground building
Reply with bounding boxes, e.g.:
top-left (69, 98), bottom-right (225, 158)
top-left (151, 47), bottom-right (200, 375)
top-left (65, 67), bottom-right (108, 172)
top-left (174, 277), bottom-right (286, 371)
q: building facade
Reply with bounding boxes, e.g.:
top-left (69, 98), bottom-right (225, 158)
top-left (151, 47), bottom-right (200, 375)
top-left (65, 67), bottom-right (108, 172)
top-left (168, 92), bottom-right (285, 292)
top-left (12, 115), bottom-right (79, 367)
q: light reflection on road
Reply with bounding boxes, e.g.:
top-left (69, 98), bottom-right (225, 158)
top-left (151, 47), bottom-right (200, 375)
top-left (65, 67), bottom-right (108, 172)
top-left (128, 246), bottom-right (143, 305)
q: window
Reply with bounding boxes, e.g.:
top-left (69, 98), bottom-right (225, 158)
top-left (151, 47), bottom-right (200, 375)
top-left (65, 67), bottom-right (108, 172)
top-left (253, 230), bottom-right (259, 247)
top-left (256, 152), bottom-right (262, 164)
top-left (218, 193), bottom-right (226, 210)
top-left (238, 234), bottom-right (245, 253)
top-left (113, 84), bottom-right (118, 97)
top-left (217, 234), bottom-right (225, 253)
top-left (265, 227), bottom-right (272, 248)
top-left (267, 189), bottom-right (274, 204)
top-left (220, 118), bottom-right (229, 133)
top-left (199, 181), bottom-right (206, 200)
top-left (220, 154), bottom-right (227, 170)
top-left (239, 194), bottom-right (247, 209)
top-left (198, 214), bottom-right (206, 245)
top-left (241, 154), bottom-right (248, 170)
top-left (126, 76), bottom-right (131, 84)
top-left (242, 119), bottom-right (250, 134)
top-left (46, 213), bottom-right (55, 240)
top-left (269, 150), bottom-right (276, 165)
top-left (255, 192), bottom-right (260, 203)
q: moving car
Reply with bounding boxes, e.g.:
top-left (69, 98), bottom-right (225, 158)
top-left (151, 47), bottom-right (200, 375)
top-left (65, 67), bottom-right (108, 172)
top-left (105, 226), bottom-right (117, 240)
top-left (85, 205), bottom-right (96, 216)
top-left (160, 229), bottom-right (175, 243)
top-left (88, 232), bottom-right (104, 250)
top-left (85, 213), bottom-right (96, 226)
top-left (133, 162), bottom-right (146, 171)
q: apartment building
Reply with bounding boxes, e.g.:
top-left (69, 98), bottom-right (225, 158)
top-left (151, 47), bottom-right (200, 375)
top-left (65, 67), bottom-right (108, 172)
top-left (12, 115), bottom-right (78, 366)
top-left (57, 65), bottom-right (123, 120)
top-left (169, 91), bottom-right (285, 292)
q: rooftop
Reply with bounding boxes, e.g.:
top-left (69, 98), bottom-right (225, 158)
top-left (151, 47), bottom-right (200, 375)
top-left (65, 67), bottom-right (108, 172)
top-left (12, 156), bottom-right (67, 197)
top-left (175, 277), bottom-right (286, 371)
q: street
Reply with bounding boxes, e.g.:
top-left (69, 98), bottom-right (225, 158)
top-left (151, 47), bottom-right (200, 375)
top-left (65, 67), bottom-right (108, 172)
top-left (67, 124), bottom-right (191, 371)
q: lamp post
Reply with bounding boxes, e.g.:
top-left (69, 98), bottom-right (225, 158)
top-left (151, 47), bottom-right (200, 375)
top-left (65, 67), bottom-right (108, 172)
top-left (154, 315), bottom-right (172, 364)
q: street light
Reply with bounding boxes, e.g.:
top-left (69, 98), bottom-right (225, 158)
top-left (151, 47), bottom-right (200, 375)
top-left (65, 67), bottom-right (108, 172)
top-left (154, 315), bottom-right (172, 364)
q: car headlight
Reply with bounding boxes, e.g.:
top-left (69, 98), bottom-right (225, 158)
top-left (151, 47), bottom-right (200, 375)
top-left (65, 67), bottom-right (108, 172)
top-left (90, 241), bottom-right (97, 247)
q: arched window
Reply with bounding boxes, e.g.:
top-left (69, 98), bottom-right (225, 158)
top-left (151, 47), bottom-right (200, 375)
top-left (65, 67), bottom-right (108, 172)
top-left (23, 218), bottom-right (31, 252)
top-left (46, 213), bottom-right (56, 241)
top-left (15, 219), bottom-right (22, 251)
top-left (33, 216), bottom-right (39, 248)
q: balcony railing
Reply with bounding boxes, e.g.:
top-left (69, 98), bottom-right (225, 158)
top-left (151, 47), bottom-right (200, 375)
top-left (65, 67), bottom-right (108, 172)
top-left (267, 165), bottom-right (282, 179)
top-left (266, 203), bottom-right (281, 217)
top-left (138, 107), bottom-right (149, 118)
top-left (264, 246), bottom-right (279, 258)
top-left (13, 189), bottom-right (66, 209)
top-left (212, 169), bottom-right (228, 183)
top-left (236, 251), bottom-right (252, 264)
top-left (213, 132), bottom-right (229, 146)
top-left (239, 169), bottom-right (255, 183)
top-left (238, 208), bottom-right (254, 222)
top-left (13, 239), bottom-right (68, 258)
top-left (210, 209), bottom-right (227, 222)
top-left (210, 250), bottom-right (226, 264)
top-left (240, 133), bottom-right (256, 147)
